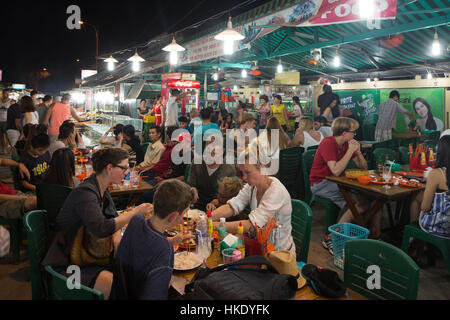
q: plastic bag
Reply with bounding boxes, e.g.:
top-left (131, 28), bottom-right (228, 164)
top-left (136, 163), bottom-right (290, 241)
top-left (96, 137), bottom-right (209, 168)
top-left (0, 226), bottom-right (10, 258)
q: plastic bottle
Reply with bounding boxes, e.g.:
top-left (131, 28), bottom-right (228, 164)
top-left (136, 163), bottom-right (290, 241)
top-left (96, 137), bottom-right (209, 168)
top-left (218, 218), bottom-right (227, 254)
top-left (236, 222), bottom-right (245, 259)
top-left (195, 215), bottom-right (207, 247)
top-left (123, 171), bottom-right (131, 187)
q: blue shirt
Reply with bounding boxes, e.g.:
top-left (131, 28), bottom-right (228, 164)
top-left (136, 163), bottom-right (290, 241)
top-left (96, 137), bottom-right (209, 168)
top-left (192, 122), bottom-right (220, 145)
top-left (110, 215), bottom-right (174, 300)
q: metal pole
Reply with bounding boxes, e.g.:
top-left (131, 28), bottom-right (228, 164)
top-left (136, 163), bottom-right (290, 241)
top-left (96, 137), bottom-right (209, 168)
top-left (204, 72), bottom-right (208, 109)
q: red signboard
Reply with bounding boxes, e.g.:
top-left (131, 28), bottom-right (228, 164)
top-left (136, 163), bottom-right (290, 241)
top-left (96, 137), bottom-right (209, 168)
top-left (308, 0), bottom-right (397, 25)
top-left (168, 80), bottom-right (201, 89)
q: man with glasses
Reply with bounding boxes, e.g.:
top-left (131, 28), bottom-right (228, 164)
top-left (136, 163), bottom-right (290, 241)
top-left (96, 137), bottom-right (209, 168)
top-left (309, 117), bottom-right (382, 255)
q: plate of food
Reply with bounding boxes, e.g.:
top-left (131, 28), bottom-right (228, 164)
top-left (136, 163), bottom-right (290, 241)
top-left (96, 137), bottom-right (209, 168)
top-left (178, 238), bottom-right (196, 250)
top-left (345, 169), bottom-right (370, 180)
top-left (370, 177), bottom-right (394, 185)
top-left (399, 179), bottom-right (424, 189)
top-left (173, 252), bottom-right (203, 271)
top-left (185, 209), bottom-right (204, 220)
top-left (396, 171), bottom-right (425, 178)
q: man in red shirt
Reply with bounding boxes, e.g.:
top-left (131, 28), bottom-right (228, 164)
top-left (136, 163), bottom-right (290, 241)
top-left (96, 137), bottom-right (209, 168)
top-left (309, 117), bottom-right (382, 255)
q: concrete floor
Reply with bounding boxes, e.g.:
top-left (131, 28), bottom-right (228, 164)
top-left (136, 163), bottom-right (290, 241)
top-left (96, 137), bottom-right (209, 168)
top-left (0, 153), bottom-right (449, 300)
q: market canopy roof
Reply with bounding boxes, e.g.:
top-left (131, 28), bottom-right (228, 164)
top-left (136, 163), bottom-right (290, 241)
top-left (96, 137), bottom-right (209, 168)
top-left (82, 0), bottom-right (450, 88)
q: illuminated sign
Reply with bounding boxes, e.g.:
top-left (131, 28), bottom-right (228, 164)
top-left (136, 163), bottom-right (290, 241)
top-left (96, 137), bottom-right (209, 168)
top-left (168, 80), bottom-right (201, 88)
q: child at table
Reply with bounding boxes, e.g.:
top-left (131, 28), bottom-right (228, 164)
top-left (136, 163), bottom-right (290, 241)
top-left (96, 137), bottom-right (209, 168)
top-left (410, 135), bottom-right (450, 239)
top-left (110, 179), bottom-right (194, 300)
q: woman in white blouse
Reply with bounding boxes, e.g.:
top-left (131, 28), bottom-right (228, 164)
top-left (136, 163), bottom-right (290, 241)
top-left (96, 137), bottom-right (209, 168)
top-left (290, 116), bottom-right (324, 150)
top-left (212, 148), bottom-right (296, 256)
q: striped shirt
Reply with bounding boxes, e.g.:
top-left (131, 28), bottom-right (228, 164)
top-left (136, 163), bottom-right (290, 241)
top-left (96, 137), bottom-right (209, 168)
top-left (375, 99), bottom-right (407, 131)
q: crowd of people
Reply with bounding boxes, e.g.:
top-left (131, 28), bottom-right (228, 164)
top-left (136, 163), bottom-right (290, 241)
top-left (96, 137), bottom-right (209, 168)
top-left (0, 85), bottom-right (448, 301)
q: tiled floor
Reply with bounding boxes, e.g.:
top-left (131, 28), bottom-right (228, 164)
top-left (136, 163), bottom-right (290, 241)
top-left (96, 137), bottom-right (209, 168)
top-left (0, 153), bottom-right (449, 300)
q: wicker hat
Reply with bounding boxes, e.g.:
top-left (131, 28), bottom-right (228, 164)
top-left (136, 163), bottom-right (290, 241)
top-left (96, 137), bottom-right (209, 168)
top-left (267, 251), bottom-right (307, 290)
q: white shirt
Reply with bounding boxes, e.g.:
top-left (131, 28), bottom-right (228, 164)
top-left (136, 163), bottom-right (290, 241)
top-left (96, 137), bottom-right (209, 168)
top-left (0, 100), bottom-right (10, 122)
top-left (165, 97), bottom-right (178, 127)
top-left (301, 131), bottom-right (324, 150)
top-left (227, 177), bottom-right (295, 256)
top-left (22, 111), bottom-right (39, 126)
top-left (249, 131), bottom-right (280, 176)
top-left (206, 165), bottom-right (219, 176)
top-left (319, 126), bottom-right (333, 138)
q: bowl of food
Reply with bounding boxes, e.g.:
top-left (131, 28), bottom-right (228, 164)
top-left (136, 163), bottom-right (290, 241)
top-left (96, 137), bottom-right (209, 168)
top-left (357, 176), bottom-right (371, 185)
top-left (173, 252), bottom-right (203, 271)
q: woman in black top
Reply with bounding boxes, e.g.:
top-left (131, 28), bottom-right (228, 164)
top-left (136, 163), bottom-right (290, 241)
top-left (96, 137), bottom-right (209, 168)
top-left (137, 99), bottom-right (152, 120)
top-left (122, 125), bottom-right (144, 166)
top-left (42, 148), bottom-right (152, 299)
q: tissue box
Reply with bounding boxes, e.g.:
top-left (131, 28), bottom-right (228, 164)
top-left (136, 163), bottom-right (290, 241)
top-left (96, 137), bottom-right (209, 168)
top-left (220, 234), bottom-right (238, 253)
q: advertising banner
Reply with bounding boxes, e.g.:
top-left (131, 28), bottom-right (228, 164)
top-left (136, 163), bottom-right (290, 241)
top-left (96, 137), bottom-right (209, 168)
top-left (335, 90), bottom-right (380, 124)
top-left (181, 0), bottom-right (397, 65)
top-left (380, 88), bottom-right (445, 133)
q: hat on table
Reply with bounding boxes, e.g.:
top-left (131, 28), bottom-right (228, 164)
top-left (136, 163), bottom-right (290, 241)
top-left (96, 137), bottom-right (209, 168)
top-left (267, 251), bottom-right (307, 290)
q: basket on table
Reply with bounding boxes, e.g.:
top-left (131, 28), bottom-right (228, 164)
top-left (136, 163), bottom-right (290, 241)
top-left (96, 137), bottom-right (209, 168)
top-left (345, 169), bottom-right (370, 180)
top-left (328, 223), bottom-right (370, 269)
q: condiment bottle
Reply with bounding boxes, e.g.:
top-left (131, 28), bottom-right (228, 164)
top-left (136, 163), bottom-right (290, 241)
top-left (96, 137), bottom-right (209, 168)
top-left (218, 218), bottom-right (227, 254)
top-left (236, 222), bottom-right (245, 259)
top-left (421, 152), bottom-right (427, 166)
top-left (206, 210), bottom-right (214, 251)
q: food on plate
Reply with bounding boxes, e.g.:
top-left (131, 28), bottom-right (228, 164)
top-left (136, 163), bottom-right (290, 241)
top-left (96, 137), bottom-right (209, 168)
top-left (164, 229), bottom-right (179, 237)
top-left (179, 238), bottom-right (196, 249)
top-left (399, 179), bottom-right (424, 188)
top-left (174, 252), bottom-right (202, 270)
top-left (345, 169), bottom-right (370, 179)
top-left (185, 209), bottom-right (204, 220)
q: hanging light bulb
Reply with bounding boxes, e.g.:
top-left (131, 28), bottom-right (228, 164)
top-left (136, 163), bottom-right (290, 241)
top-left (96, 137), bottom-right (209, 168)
top-left (214, 16), bottom-right (245, 56)
top-left (367, 78), bottom-right (371, 83)
top-left (213, 73), bottom-right (218, 81)
top-left (333, 55), bottom-right (341, 68)
top-left (233, 85), bottom-right (238, 91)
top-left (127, 51), bottom-right (145, 72)
top-left (431, 30), bottom-right (441, 56)
top-left (162, 36), bottom-right (186, 65)
top-left (241, 69), bottom-right (247, 78)
top-left (277, 59), bottom-right (283, 73)
top-left (427, 72), bottom-right (433, 80)
top-left (359, 0), bottom-right (375, 19)
top-left (104, 55), bottom-right (118, 72)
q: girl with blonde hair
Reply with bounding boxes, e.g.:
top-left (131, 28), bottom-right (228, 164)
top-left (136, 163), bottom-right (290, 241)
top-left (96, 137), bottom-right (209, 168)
top-left (290, 116), bottom-right (324, 149)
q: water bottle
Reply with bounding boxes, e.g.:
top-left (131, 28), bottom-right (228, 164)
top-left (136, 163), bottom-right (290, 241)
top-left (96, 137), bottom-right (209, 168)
top-left (195, 215), bottom-right (207, 245)
top-left (123, 171), bottom-right (131, 187)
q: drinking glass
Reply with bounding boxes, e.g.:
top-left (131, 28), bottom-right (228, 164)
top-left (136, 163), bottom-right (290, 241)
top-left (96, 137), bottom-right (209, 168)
top-left (382, 165), bottom-right (392, 189)
top-left (131, 170), bottom-right (139, 188)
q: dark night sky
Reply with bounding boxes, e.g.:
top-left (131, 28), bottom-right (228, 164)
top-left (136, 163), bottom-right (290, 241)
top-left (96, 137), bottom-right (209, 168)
top-left (0, 0), bottom-right (272, 95)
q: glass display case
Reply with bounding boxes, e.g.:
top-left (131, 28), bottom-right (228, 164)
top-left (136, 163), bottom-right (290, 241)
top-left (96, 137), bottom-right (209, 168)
top-left (273, 85), bottom-right (315, 117)
top-left (78, 114), bottom-right (143, 148)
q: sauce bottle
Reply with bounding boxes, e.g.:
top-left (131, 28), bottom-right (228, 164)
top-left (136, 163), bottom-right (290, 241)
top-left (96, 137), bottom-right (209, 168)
top-left (236, 222), bottom-right (245, 259)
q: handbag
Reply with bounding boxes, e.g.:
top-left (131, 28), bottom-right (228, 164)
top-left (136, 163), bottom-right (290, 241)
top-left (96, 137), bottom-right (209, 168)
top-left (182, 255), bottom-right (298, 300)
top-left (70, 226), bottom-right (113, 267)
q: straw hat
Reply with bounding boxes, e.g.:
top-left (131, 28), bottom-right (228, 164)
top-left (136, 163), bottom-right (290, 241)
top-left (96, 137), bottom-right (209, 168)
top-left (267, 251), bottom-right (307, 290)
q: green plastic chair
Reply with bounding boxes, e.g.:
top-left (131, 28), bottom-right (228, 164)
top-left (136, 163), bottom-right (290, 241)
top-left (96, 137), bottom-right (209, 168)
top-left (184, 164), bottom-right (191, 183)
top-left (23, 210), bottom-right (50, 300)
top-left (291, 200), bottom-right (312, 263)
top-left (45, 265), bottom-right (104, 300)
top-left (401, 222), bottom-right (450, 274)
top-left (0, 217), bottom-right (22, 264)
top-left (370, 147), bottom-right (397, 170)
top-left (362, 123), bottom-right (376, 141)
top-left (302, 150), bottom-right (340, 233)
top-left (278, 147), bottom-right (304, 199)
top-left (36, 184), bottom-right (72, 230)
top-left (344, 239), bottom-right (420, 300)
top-left (306, 145), bottom-right (318, 151)
top-left (141, 143), bottom-right (150, 154)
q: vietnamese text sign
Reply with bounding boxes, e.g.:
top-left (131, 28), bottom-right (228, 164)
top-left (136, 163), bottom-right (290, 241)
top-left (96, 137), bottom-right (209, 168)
top-left (335, 90), bottom-right (380, 124)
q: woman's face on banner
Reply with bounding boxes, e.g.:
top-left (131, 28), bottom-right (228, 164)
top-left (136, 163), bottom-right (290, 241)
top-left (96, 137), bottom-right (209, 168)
top-left (414, 101), bottom-right (428, 118)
